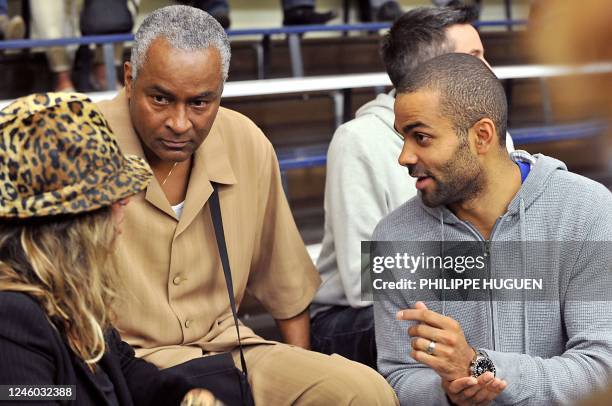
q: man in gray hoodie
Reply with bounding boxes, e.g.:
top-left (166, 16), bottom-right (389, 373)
top-left (373, 52), bottom-right (612, 405)
top-left (312, 5), bottom-right (514, 369)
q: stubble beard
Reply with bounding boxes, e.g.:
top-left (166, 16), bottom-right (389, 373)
top-left (421, 140), bottom-right (485, 208)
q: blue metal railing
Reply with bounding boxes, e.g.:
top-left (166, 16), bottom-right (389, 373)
top-left (0, 19), bottom-right (528, 50)
top-left (277, 144), bottom-right (329, 171)
top-left (276, 121), bottom-right (607, 172)
top-left (510, 121), bottom-right (608, 144)
top-left (0, 33), bottom-right (132, 49)
top-left (0, 18), bottom-right (528, 84)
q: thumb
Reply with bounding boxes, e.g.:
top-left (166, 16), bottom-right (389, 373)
top-left (414, 301), bottom-right (428, 310)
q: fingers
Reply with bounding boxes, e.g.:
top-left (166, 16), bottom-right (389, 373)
top-left (410, 347), bottom-right (444, 371)
top-left (471, 380), bottom-right (506, 404)
top-left (414, 301), bottom-right (428, 310)
top-left (397, 308), bottom-right (445, 329)
top-left (476, 372), bottom-right (506, 393)
top-left (492, 378), bottom-right (507, 392)
top-left (443, 372), bottom-right (508, 406)
top-left (397, 307), bottom-right (459, 331)
top-left (411, 337), bottom-right (435, 354)
top-left (408, 323), bottom-right (437, 340)
top-left (411, 337), bottom-right (453, 359)
top-left (462, 372), bottom-right (495, 398)
top-left (411, 348), bottom-right (465, 382)
top-left (458, 374), bottom-right (507, 405)
top-left (474, 377), bottom-right (507, 404)
top-left (445, 376), bottom-right (478, 395)
top-left (407, 323), bottom-right (451, 345)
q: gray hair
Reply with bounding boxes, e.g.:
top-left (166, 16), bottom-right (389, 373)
top-left (130, 5), bottom-right (231, 81)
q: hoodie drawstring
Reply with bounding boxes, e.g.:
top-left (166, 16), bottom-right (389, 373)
top-left (439, 212), bottom-right (446, 316)
top-left (519, 197), bottom-right (529, 355)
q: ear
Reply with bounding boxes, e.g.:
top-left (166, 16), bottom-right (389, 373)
top-left (124, 62), bottom-right (134, 98)
top-left (471, 118), bottom-right (497, 154)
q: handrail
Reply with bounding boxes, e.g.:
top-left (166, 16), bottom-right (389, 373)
top-left (225, 19), bottom-right (527, 36)
top-left (223, 63), bottom-right (612, 97)
top-left (0, 19), bottom-right (528, 50)
top-left (227, 22), bottom-right (391, 36)
top-left (275, 120), bottom-right (608, 171)
top-left (2, 63), bottom-right (612, 109)
top-left (0, 34), bottom-right (133, 49)
top-left (510, 121), bottom-right (608, 144)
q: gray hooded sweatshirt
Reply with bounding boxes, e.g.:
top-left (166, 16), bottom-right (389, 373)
top-left (373, 152), bottom-right (612, 405)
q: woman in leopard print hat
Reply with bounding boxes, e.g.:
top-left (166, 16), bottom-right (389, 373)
top-left (0, 93), bottom-right (217, 406)
top-left (0, 92), bottom-right (152, 217)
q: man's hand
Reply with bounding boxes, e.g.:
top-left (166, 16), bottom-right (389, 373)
top-left (397, 301), bottom-right (474, 381)
top-left (442, 372), bottom-right (507, 406)
top-left (398, 302), bottom-right (507, 404)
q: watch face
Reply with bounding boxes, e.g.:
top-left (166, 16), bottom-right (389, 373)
top-left (472, 357), bottom-right (496, 377)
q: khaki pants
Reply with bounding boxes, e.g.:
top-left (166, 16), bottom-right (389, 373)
top-left (232, 343), bottom-right (399, 405)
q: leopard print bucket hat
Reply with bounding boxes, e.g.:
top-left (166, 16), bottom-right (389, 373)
top-left (0, 92), bottom-right (153, 218)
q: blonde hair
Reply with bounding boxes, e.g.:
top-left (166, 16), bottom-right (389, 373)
top-left (0, 208), bottom-right (120, 368)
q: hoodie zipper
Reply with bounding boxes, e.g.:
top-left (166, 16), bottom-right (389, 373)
top-left (457, 217), bottom-right (505, 352)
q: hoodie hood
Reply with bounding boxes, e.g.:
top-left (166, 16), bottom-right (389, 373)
top-left (355, 90), bottom-right (396, 133)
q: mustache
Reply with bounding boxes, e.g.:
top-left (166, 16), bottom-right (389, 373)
top-left (407, 165), bottom-right (432, 178)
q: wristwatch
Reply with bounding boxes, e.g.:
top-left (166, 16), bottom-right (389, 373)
top-left (470, 348), bottom-right (496, 378)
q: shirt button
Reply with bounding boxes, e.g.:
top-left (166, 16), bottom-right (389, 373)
top-left (184, 319), bottom-right (192, 328)
top-left (173, 276), bottom-right (182, 285)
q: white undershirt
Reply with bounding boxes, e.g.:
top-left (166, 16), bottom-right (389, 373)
top-left (171, 201), bottom-right (185, 218)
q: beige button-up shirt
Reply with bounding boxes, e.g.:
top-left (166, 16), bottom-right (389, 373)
top-left (98, 91), bottom-right (320, 368)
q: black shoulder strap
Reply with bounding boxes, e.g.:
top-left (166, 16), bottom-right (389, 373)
top-left (208, 183), bottom-right (249, 377)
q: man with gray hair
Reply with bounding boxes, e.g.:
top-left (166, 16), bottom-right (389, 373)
top-left (97, 5), bottom-right (398, 405)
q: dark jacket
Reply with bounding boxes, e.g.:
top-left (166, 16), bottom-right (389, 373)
top-left (0, 291), bottom-right (194, 405)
